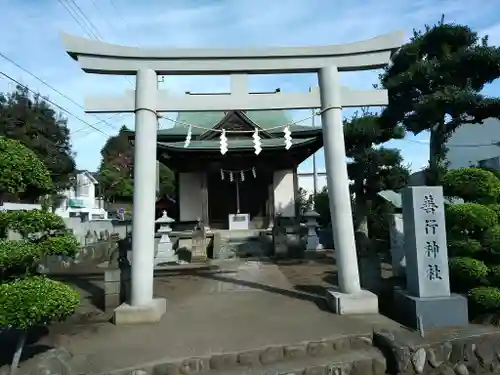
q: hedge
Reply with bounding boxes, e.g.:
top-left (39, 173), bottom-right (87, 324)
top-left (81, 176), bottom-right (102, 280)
top-left (443, 168), bottom-right (500, 204)
top-left (0, 276), bottom-right (80, 329)
top-left (449, 257), bottom-right (489, 291)
top-left (483, 225), bottom-right (500, 254)
top-left (468, 286), bottom-right (500, 313)
top-left (448, 238), bottom-right (483, 257)
top-left (445, 203), bottom-right (497, 239)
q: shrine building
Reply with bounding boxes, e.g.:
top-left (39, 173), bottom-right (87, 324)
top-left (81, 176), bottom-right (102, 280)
top-left (155, 110), bottom-right (323, 230)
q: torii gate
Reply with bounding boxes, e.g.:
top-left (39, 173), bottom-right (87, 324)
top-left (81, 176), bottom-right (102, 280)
top-left (61, 32), bottom-right (404, 324)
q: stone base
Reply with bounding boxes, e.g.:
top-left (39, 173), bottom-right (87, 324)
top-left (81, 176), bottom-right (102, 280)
top-left (304, 248), bottom-right (328, 259)
top-left (326, 288), bottom-right (379, 314)
top-left (394, 288), bottom-right (469, 330)
top-left (154, 248), bottom-right (178, 266)
top-left (113, 298), bottom-right (167, 325)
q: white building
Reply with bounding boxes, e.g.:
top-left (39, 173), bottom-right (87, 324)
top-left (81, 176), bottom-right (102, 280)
top-left (409, 118), bottom-right (500, 186)
top-left (54, 170), bottom-right (109, 221)
top-left (446, 117), bottom-right (500, 170)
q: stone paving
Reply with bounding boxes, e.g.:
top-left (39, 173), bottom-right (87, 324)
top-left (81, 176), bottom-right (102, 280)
top-left (12, 259), bottom-right (403, 375)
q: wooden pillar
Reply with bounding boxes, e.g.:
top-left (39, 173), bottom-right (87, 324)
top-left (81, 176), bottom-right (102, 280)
top-left (267, 181), bottom-right (275, 229)
top-left (201, 172), bottom-right (210, 227)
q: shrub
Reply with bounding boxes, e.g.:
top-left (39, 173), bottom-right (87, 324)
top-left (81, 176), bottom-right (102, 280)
top-left (445, 203), bottom-right (497, 239)
top-left (483, 225), bottom-right (500, 254)
top-left (468, 286), bottom-right (500, 313)
top-left (0, 210), bottom-right (66, 238)
top-left (488, 265), bottom-right (500, 286)
top-left (488, 204), bottom-right (500, 221)
top-left (449, 256), bottom-right (489, 291)
top-left (448, 238), bottom-right (483, 257)
top-left (36, 233), bottom-right (79, 257)
top-left (0, 137), bottom-right (52, 198)
top-left (443, 168), bottom-right (500, 204)
top-left (0, 240), bottom-right (40, 279)
top-left (0, 276), bottom-right (79, 329)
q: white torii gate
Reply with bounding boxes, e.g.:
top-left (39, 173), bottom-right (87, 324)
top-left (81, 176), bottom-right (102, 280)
top-left (61, 31), bottom-right (404, 324)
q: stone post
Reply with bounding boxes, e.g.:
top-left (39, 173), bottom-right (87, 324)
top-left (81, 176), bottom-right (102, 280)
top-left (319, 65), bottom-right (378, 314)
top-left (389, 213), bottom-right (406, 277)
top-left (113, 69), bottom-right (166, 325)
top-left (304, 210), bottom-right (322, 256)
top-left (395, 186), bottom-right (468, 329)
top-left (154, 210), bottom-right (177, 266)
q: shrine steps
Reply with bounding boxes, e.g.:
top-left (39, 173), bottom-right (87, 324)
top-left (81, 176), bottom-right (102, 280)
top-left (214, 230), bottom-right (272, 259)
top-left (97, 334), bottom-right (386, 375)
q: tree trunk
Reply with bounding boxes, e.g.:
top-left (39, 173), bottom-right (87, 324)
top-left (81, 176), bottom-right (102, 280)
top-left (354, 189), bottom-right (371, 255)
top-left (428, 123), bottom-right (447, 186)
top-left (10, 330), bottom-right (27, 375)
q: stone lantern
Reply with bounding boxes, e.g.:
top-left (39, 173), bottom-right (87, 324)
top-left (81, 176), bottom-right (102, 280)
top-left (154, 210), bottom-right (177, 266)
top-left (304, 210), bottom-right (322, 254)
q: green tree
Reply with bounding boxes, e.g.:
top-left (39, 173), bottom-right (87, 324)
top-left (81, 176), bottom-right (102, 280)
top-left (0, 137), bottom-right (53, 202)
top-left (98, 126), bottom-right (175, 202)
top-left (295, 187), bottom-right (313, 217)
top-left (344, 112), bottom-right (410, 254)
top-left (0, 86), bottom-right (76, 193)
top-left (379, 17), bottom-right (500, 185)
top-left (0, 138), bottom-right (79, 375)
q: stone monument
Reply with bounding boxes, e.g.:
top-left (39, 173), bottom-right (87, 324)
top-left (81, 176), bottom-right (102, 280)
top-left (154, 210), bottom-right (177, 266)
top-left (394, 186), bottom-right (468, 330)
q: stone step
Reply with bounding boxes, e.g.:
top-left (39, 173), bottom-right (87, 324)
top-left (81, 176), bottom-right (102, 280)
top-left (99, 334), bottom-right (385, 375)
top-left (207, 348), bottom-right (384, 375)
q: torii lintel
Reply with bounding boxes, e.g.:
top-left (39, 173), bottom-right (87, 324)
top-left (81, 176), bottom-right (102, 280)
top-left (60, 31), bottom-right (405, 75)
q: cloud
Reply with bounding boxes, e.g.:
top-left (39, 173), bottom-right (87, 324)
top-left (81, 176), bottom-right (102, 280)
top-left (0, 0), bottom-right (499, 171)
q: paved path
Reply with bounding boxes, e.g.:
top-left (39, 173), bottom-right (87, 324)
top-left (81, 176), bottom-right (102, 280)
top-left (47, 260), bottom-right (401, 374)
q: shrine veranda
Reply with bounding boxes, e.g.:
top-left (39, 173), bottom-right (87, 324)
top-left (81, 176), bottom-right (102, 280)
top-left (61, 31), bottom-right (405, 323)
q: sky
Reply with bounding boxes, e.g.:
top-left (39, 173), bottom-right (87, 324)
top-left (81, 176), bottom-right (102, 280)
top-left (1, 0), bottom-right (500, 194)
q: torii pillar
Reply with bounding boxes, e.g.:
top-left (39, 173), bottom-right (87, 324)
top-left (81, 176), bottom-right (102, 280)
top-left (61, 31), bottom-right (403, 324)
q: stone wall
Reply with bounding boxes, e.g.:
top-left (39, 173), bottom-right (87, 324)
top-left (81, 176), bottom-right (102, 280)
top-left (374, 326), bottom-right (500, 375)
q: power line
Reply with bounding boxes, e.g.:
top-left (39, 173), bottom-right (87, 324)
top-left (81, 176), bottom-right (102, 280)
top-left (0, 51), bottom-right (118, 131)
top-left (107, 0), bottom-right (135, 43)
top-left (57, 0), bottom-right (133, 87)
top-left (57, 0), bottom-right (100, 40)
top-left (0, 71), bottom-right (110, 138)
top-left (60, 0), bottom-right (103, 40)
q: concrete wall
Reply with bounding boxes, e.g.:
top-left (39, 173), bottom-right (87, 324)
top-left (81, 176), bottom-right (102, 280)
top-left (179, 172), bottom-right (203, 221)
top-left (273, 169), bottom-right (296, 217)
top-left (62, 217), bottom-right (131, 244)
top-left (446, 117), bottom-right (500, 169)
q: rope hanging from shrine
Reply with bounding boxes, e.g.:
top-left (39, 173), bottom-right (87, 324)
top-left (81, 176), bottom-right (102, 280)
top-left (159, 111), bottom-right (321, 155)
top-left (220, 167), bottom-right (257, 182)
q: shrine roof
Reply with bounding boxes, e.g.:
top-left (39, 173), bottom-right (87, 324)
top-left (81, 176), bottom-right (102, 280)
top-left (157, 110), bottom-right (318, 137)
top-left (157, 137), bottom-right (319, 152)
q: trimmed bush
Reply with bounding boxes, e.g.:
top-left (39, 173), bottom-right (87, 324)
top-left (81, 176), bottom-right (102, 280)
top-left (488, 204), bottom-right (500, 221)
top-left (0, 210), bottom-right (66, 238)
top-left (0, 276), bottom-right (79, 329)
top-left (488, 265), bottom-right (500, 286)
top-left (469, 286), bottom-right (500, 313)
top-left (445, 203), bottom-right (497, 239)
top-left (0, 137), bottom-right (52, 197)
top-left (449, 256), bottom-right (489, 291)
top-left (448, 238), bottom-right (483, 257)
top-left (483, 225), bottom-right (500, 254)
top-left (443, 168), bottom-right (500, 204)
